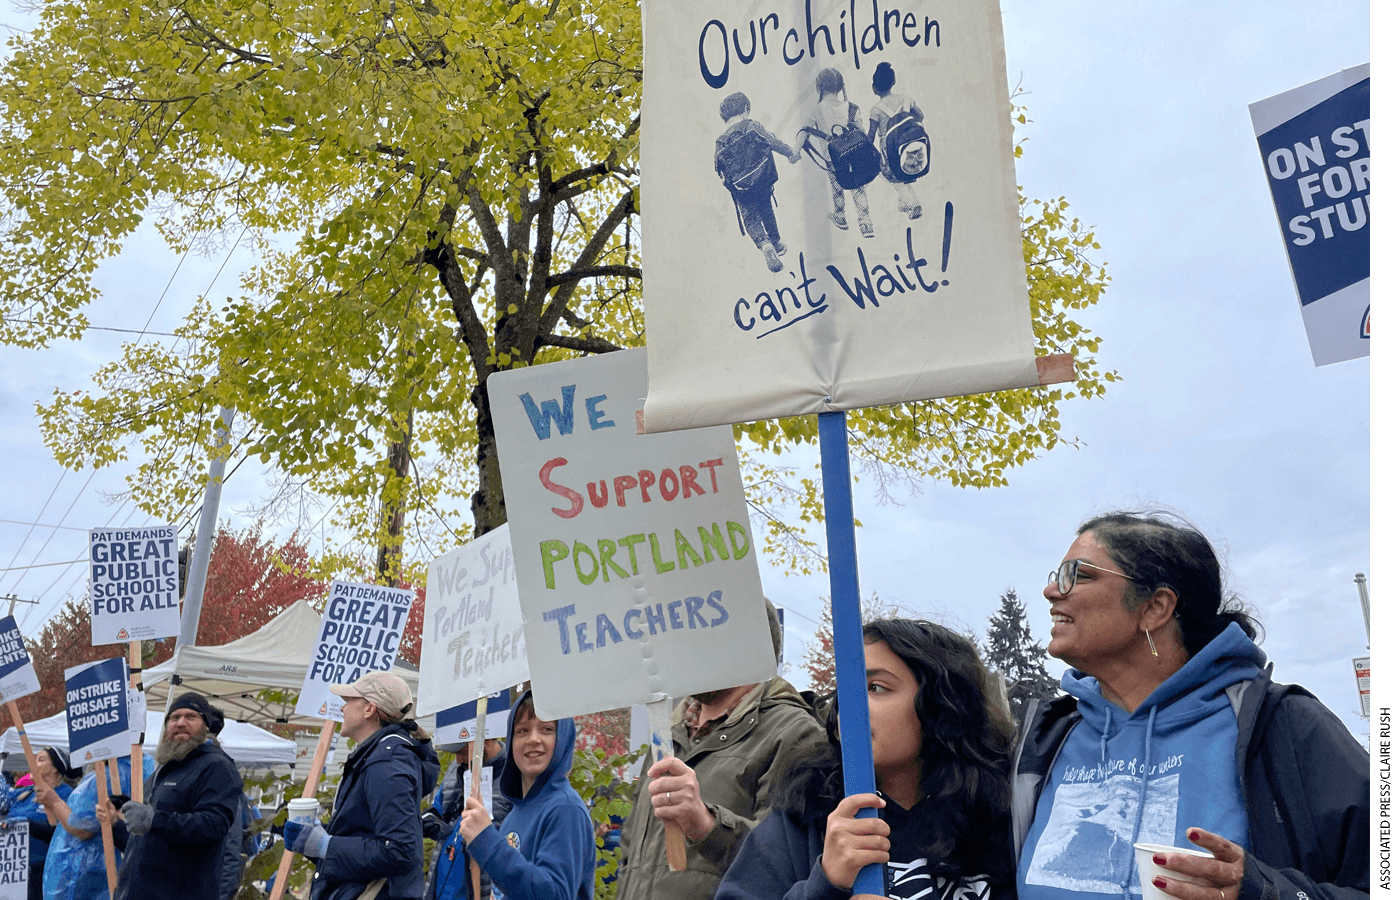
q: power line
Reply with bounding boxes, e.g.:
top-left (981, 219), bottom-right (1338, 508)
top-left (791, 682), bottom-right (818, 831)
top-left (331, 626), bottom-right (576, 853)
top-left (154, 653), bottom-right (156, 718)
top-left (0, 471), bottom-right (68, 590)
top-left (0, 517), bottom-right (90, 533)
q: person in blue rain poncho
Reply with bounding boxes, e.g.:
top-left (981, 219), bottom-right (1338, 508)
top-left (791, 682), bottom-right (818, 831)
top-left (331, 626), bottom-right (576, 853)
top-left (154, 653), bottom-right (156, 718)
top-left (37, 753), bottom-right (156, 900)
top-left (2, 747), bottom-right (81, 900)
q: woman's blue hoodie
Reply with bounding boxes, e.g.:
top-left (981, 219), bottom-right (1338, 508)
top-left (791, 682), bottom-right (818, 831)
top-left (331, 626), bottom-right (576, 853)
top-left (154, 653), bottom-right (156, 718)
top-left (1018, 624), bottom-right (1266, 900)
top-left (466, 692), bottom-right (595, 900)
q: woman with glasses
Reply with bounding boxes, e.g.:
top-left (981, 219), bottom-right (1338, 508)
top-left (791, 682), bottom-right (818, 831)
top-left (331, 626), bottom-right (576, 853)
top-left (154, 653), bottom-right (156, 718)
top-left (714, 618), bottom-right (1015, 900)
top-left (1015, 511), bottom-right (1367, 900)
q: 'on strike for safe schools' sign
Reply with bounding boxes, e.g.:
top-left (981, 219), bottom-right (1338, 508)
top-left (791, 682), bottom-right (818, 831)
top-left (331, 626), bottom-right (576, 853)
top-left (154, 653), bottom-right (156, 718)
top-left (89, 525), bottom-right (181, 644)
top-left (295, 581), bottom-right (416, 722)
top-left (488, 348), bottom-right (776, 721)
top-left (65, 657), bottom-right (130, 765)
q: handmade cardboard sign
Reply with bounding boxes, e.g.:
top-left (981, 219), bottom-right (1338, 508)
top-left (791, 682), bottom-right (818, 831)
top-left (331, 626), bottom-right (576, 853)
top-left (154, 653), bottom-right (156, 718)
top-left (639, 0), bottom-right (1043, 431)
top-left (65, 658), bottom-right (130, 764)
top-left (1249, 64), bottom-right (1369, 367)
top-left (0, 617), bottom-right (40, 704)
top-left (0, 821), bottom-right (26, 900)
top-left (419, 527), bottom-right (528, 718)
top-left (88, 525), bottom-right (181, 644)
top-left (294, 581), bottom-right (416, 722)
top-left (488, 348), bottom-right (776, 720)
top-left (433, 689), bottom-right (512, 748)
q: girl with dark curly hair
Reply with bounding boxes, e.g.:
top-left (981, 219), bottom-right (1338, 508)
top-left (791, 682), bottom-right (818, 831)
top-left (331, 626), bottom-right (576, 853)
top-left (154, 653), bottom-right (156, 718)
top-left (715, 618), bottom-right (1015, 900)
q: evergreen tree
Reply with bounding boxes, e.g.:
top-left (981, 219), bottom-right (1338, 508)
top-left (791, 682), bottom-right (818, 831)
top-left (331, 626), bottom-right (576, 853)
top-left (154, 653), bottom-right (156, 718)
top-left (984, 588), bottom-right (1059, 723)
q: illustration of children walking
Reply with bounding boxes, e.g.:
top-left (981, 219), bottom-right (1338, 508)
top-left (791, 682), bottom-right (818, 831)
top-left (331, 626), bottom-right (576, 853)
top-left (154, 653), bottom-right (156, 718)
top-left (869, 61), bottom-right (930, 219)
top-left (714, 91), bottom-right (801, 273)
top-left (798, 68), bottom-right (877, 238)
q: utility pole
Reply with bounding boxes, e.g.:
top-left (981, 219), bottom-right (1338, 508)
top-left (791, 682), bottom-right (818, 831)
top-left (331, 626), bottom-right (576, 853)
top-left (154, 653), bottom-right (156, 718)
top-left (177, 407), bottom-right (235, 647)
top-left (1354, 573), bottom-right (1370, 647)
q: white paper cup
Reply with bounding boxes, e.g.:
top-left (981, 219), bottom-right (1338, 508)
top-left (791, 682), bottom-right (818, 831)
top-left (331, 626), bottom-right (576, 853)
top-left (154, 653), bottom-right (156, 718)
top-left (1134, 843), bottom-right (1215, 900)
top-left (286, 798), bottom-right (322, 824)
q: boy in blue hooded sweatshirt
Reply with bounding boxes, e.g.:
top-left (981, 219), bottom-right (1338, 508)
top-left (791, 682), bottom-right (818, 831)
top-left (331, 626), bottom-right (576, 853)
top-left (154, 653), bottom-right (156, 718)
top-left (459, 691), bottom-right (595, 900)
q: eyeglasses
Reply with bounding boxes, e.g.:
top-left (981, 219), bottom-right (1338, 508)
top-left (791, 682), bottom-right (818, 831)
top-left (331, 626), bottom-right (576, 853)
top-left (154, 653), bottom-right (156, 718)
top-left (1048, 559), bottom-right (1133, 596)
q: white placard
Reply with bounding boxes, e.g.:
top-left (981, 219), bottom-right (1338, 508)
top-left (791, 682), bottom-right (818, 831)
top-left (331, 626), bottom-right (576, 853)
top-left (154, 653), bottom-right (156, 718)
top-left (89, 525), bottom-right (181, 643)
top-left (640, 0), bottom-right (1042, 432)
top-left (0, 617), bottom-right (40, 704)
top-left (1248, 64), bottom-right (1369, 367)
top-left (488, 348), bottom-right (776, 720)
top-left (0, 821), bottom-right (26, 900)
top-left (419, 527), bottom-right (528, 717)
top-left (294, 581), bottom-right (416, 722)
top-left (1353, 656), bottom-right (1369, 718)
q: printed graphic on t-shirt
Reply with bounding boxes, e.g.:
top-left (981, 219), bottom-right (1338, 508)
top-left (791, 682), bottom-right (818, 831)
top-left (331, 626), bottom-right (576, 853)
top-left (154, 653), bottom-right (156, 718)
top-left (885, 859), bottom-right (992, 900)
top-left (1025, 774), bottom-right (1180, 893)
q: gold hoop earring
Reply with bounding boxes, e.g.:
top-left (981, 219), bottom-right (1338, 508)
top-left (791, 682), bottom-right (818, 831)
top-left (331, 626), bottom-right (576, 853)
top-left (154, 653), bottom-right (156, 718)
top-left (1145, 628), bottom-right (1159, 659)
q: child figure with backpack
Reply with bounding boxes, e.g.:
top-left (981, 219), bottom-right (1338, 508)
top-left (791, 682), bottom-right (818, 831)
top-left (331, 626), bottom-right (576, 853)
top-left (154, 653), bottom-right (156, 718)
top-left (869, 61), bottom-right (929, 219)
top-left (798, 68), bottom-right (879, 238)
top-left (715, 91), bottom-right (801, 273)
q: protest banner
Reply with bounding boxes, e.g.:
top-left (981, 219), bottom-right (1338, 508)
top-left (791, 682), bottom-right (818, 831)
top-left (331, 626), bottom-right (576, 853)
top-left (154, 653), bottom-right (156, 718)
top-left (490, 348), bottom-right (777, 871)
top-left (420, 526), bottom-right (528, 718)
top-left (65, 658), bottom-right (129, 893)
top-left (639, 0), bottom-right (1064, 434)
top-left (0, 615), bottom-right (56, 824)
top-left (0, 821), bottom-right (26, 900)
top-left (1249, 64), bottom-right (1369, 367)
top-left (271, 581), bottom-right (416, 900)
top-left (293, 580), bottom-right (416, 722)
top-left (637, 4), bottom-right (1073, 889)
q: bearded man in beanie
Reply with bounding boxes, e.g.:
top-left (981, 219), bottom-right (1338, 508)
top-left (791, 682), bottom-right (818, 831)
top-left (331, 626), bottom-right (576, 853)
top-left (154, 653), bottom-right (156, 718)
top-left (283, 670), bottom-right (440, 900)
top-left (96, 691), bottom-right (243, 900)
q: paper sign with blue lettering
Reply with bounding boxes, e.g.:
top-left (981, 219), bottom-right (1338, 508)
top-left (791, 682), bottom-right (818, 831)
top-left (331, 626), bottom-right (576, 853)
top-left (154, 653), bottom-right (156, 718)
top-left (433, 689), bottom-right (513, 748)
top-left (1249, 64), bottom-right (1369, 367)
top-left (639, 0), bottom-right (1044, 432)
top-left (0, 821), bottom-right (26, 900)
top-left (88, 525), bottom-right (180, 644)
top-left (65, 657), bottom-right (130, 765)
top-left (294, 581), bottom-right (416, 722)
top-left (419, 526), bottom-right (528, 718)
top-left (487, 348), bottom-right (776, 720)
top-left (0, 617), bottom-right (40, 704)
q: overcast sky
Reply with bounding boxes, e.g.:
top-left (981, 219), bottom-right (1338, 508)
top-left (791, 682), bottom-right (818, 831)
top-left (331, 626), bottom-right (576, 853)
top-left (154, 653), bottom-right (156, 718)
top-left (0, 1), bottom-right (1374, 738)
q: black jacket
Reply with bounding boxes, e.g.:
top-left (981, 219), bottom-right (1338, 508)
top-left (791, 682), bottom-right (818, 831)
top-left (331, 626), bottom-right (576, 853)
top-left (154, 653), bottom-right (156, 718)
top-left (311, 722), bottom-right (440, 900)
top-left (112, 741), bottom-right (244, 900)
top-left (1011, 666), bottom-right (1369, 900)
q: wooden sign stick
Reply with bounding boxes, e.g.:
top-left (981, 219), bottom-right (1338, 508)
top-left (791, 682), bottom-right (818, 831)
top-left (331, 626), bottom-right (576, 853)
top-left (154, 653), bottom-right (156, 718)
top-left (128, 641), bottom-right (144, 803)
top-left (469, 696), bottom-right (488, 900)
top-left (93, 758), bottom-right (119, 895)
top-left (269, 718), bottom-right (335, 900)
top-left (4, 700), bottom-right (55, 825)
top-left (645, 699), bottom-right (686, 872)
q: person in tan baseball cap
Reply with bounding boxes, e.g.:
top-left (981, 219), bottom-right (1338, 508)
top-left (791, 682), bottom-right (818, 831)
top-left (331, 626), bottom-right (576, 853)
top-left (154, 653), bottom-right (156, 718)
top-left (284, 670), bottom-right (440, 900)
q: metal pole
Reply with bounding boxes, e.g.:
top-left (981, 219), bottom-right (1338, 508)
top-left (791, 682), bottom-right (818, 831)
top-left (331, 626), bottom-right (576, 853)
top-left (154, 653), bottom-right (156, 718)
top-left (177, 408), bottom-right (235, 647)
top-left (1354, 573), bottom-right (1369, 647)
top-left (818, 411), bottom-right (883, 897)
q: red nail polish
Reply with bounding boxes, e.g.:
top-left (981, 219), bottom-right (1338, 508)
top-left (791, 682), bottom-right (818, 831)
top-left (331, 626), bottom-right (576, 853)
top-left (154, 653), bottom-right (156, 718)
top-left (1188, 829), bottom-right (1200, 841)
top-left (1153, 878), bottom-right (1167, 890)
top-left (1153, 855), bottom-right (1167, 866)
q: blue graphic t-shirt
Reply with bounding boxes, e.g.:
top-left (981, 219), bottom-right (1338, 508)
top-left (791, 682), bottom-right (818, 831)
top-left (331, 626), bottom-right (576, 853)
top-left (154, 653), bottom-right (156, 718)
top-left (1019, 625), bottom-right (1263, 900)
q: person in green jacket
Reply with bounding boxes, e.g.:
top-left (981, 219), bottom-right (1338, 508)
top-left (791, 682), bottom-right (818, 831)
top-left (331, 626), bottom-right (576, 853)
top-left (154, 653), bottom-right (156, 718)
top-left (612, 600), bottom-right (825, 900)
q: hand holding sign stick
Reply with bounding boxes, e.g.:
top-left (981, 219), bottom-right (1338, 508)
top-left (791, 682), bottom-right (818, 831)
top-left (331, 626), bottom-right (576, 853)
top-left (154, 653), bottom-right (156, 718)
top-left (3, 701), bottom-right (56, 826)
top-left (470, 695), bottom-right (488, 900)
top-left (646, 700), bottom-right (688, 871)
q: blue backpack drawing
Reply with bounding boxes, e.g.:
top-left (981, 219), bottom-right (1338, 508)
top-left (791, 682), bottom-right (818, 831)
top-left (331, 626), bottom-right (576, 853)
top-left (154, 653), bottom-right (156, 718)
top-left (803, 103), bottom-right (881, 191)
top-left (883, 110), bottom-right (930, 183)
top-left (717, 126), bottom-right (779, 199)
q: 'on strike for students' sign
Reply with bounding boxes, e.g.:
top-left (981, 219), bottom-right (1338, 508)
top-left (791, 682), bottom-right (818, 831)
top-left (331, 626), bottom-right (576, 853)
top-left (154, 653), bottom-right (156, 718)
top-left (0, 616), bottom-right (40, 704)
top-left (488, 349), bottom-right (776, 721)
top-left (295, 581), bottom-right (416, 721)
top-left (89, 525), bottom-right (181, 644)
top-left (639, 0), bottom-right (1044, 432)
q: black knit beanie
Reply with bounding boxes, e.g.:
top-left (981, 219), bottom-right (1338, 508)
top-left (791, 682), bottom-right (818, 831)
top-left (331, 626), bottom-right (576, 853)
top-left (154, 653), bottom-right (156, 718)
top-left (168, 692), bottom-right (225, 734)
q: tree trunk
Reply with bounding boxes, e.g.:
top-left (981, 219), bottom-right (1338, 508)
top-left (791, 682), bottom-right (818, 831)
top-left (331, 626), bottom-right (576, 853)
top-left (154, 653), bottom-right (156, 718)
top-left (376, 407), bottom-right (413, 585)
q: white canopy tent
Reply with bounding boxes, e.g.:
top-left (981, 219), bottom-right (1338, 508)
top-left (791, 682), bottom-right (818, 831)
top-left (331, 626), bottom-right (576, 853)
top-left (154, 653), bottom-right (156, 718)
top-left (0, 711), bottom-right (297, 769)
top-left (142, 600), bottom-right (422, 729)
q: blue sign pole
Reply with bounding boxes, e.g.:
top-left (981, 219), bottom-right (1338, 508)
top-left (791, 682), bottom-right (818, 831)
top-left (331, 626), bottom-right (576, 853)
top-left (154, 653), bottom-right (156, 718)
top-left (818, 411), bottom-right (882, 896)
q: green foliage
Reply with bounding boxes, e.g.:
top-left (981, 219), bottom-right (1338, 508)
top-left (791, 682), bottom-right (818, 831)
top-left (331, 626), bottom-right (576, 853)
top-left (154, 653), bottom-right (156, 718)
top-left (2, 0), bottom-right (1113, 579)
top-left (983, 588), bottom-right (1060, 723)
top-left (569, 744), bottom-right (644, 900)
top-left (235, 764), bottom-right (343, 900)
